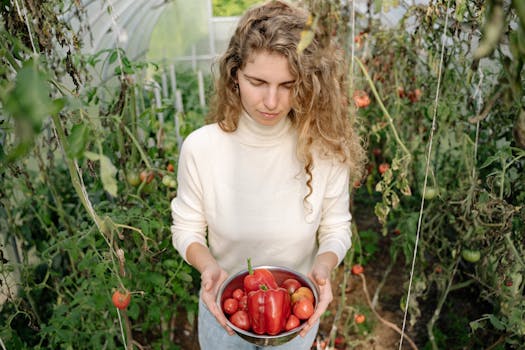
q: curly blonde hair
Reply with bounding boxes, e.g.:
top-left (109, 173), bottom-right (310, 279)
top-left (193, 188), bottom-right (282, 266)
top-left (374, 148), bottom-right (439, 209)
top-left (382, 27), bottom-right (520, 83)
top-left (208, 0), bottom-right (366, 196)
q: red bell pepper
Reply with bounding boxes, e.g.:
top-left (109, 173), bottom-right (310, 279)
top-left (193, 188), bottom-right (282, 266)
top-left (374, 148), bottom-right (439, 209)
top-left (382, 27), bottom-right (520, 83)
top-left (247, 286), bottom-right (291, 335)
top-left (243, 258), bottom-right (278, 293)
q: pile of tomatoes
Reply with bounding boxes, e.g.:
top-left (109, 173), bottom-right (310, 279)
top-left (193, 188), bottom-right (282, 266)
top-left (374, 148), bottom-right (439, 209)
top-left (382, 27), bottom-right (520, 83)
top-left (221, 269), bottom-right (315, 335)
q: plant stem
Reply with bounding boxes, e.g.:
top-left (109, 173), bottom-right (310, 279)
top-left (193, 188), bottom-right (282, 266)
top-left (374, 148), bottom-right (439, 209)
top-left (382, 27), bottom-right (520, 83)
top-left (123, 124), bottom-right (153, 169)
top-left (50, 114), bottom-right (104, 231)
top-left (372, 254), bottom-right (396, 308)
top-left (427, 257), bottom-right (460, 350)
top-left (354, 57), bottom-right (412, 161)
top-left (505, 233), bottom-right (525, 268)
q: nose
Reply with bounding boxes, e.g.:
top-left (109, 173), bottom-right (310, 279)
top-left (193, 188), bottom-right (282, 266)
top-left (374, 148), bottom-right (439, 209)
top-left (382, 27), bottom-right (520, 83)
top-left (263, 86), bottom-right (278, 110)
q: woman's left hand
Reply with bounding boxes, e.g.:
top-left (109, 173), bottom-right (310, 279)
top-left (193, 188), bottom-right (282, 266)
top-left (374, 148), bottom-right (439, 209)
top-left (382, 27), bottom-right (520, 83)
top-left (301, 262), bottom-right (333, 337)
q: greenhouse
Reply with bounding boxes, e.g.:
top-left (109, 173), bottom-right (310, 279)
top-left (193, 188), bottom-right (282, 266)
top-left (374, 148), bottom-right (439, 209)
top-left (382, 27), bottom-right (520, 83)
top-left (1, 0), bottom-right (524, 349)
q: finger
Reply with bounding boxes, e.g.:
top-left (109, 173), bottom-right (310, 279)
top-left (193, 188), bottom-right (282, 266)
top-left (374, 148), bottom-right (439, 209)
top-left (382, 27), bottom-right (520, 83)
top-left (225, 324), bottom-right (234, 336)
top-left (202, 279), bottom-right (211, 291)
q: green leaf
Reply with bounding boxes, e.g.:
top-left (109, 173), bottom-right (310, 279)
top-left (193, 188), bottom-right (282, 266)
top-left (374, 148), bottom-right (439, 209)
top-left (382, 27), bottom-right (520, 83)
top-left (67, 124), bottom-right (90, 159)
top-left (145, 272), bottom-right (166, 288)
top-left (99, 154), bottom-right (118, 197)
top-left (84, 151), bottom-right (118, 197)
top-left (488, 314), bottom-right (505, 331)
top-left (178, 271), bottom-right (193, 283)
top-left (108, 50), bottom-right (118, 64)
top-left (163, 259), bottom-right (180, 269)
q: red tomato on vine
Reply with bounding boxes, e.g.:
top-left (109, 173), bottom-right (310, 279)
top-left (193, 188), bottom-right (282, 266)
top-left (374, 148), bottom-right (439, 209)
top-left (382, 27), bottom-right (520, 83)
top-left (378, 163), bottom-right (390, 174)
top-left (353, 90), bottom-right (371, 108)
top-left (351, 264), bottom-right (364, 275)
top-left (112, 290), bottom-right (131, 310)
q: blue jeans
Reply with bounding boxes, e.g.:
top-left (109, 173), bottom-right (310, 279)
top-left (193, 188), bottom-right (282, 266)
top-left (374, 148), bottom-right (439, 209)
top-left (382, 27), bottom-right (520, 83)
top-left (198, 297), bottom-right (318, 350)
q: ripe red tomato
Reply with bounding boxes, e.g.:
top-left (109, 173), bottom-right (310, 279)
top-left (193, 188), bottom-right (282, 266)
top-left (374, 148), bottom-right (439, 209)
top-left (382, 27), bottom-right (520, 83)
top-left (408, 88), bottom-right (422, 103)
top-left (112, 290), bottom-right (131, 310)
top-left (230, 310), bottom-right (251, 331)
top-left (293, 298), bottom-right (314, 320)
top-left (397, 86), bottom-right (406, 98)
top-left (351, 264), bottom-right (364, 275)
top-left (281, 278), bottom-right (302, 295)
top-left (232, 288), bottom-right (244, 301)
top-left (238, 295), bottom-right (248, 311)
top-left (222, 297), bottom-right (239, 315)
top-left (166, 163), bottom-right (175, 172)
top-left (291, 286), bottom-right (314, 305)
top-left (354, 314), bottom-right (366, 324)
top-left (284, 314), bottom-right (300, 331)
top-left (140, 171), bottom-right (155, 184)
top-left (378, 163), bottom-right (390, 174)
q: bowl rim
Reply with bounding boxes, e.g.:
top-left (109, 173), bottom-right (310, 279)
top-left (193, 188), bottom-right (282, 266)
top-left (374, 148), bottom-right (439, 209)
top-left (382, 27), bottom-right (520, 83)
top-left (216, 265), bottom-right (319, 340)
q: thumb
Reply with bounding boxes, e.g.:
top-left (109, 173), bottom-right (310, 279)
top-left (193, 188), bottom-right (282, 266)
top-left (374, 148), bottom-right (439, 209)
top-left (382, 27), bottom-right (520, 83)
top-left (314, 271), bottom-right (327, 286)
top-left (202, 275), bottom-right (213, 291)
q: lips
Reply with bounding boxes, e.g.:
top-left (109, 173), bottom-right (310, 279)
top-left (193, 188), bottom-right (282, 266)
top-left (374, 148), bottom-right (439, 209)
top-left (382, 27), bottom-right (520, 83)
top-left (260, 111), bottom-right (279, 119)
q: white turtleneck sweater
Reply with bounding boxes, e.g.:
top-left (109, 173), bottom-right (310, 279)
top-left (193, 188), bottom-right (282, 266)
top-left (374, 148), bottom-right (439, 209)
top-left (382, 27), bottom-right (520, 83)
top-left (170, 112), bottom-right (352, 276)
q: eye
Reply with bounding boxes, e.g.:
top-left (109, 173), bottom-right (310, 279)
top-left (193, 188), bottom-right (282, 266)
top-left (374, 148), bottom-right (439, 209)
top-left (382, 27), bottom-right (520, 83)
top-left (248, 79), bottom-right (265, 87)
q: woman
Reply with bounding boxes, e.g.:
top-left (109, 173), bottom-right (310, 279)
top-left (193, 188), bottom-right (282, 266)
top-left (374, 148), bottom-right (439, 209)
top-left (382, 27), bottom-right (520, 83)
top-left (170, 1), bottom-right (366, 349)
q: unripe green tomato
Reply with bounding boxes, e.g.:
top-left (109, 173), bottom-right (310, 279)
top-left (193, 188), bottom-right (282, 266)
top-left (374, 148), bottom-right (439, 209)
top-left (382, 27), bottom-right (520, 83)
top-left (162, 175), bottom-right (177, 188)
top-left (461, 249), bottom-right (481, 263)
top-left (423, 186), bottom-right (439, 200)
top-left (126, 171), bottom-right (141, 187)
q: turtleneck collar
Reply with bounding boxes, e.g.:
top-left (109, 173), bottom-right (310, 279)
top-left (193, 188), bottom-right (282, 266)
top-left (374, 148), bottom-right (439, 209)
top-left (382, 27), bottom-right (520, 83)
top-left (234, 110), bottom-right (292, 147)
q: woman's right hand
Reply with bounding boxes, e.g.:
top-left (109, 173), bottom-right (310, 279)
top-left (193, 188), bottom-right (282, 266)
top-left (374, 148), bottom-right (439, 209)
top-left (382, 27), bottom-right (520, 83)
top-left (200, 263), bottom-right (234, 335)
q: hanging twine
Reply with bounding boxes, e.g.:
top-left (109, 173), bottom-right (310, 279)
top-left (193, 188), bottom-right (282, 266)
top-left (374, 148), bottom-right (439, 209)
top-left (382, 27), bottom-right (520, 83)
top-left (398, 0), bottom-right (452, 349)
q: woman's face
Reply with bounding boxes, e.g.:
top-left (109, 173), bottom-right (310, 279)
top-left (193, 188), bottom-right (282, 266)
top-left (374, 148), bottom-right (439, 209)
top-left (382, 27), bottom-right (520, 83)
top-left (237, 51), bottom-right (295, 126)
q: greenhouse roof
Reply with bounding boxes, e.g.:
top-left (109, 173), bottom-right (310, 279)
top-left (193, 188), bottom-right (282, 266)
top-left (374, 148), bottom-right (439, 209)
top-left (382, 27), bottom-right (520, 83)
top-left (64, 0), bottom-right (170, 61)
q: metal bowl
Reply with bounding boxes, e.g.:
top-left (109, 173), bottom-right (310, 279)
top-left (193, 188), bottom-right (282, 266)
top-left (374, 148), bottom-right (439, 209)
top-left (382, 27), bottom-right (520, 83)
top-left (216, 265), bottom-right (319, 347)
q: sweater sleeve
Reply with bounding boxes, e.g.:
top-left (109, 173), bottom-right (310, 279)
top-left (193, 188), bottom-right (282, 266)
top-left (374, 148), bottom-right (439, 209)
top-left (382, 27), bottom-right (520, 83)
top-left (170, 132), bottom-right (208, 263)
top-left (316, 162), bottom-right (352, 266)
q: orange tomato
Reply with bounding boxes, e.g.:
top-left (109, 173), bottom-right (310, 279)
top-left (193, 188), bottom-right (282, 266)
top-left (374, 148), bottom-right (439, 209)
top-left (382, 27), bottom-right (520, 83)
top-left (354, 314), bottom-right (366, 324)
top-left (351, 264), bottom-right (364, 275)
top-left (353, 90), bottom-right (371, 108)
top-left (291, 286), bottom-right (315, 305)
